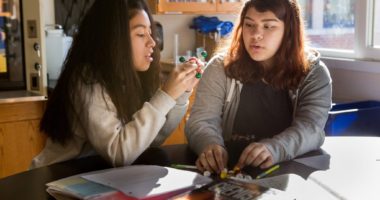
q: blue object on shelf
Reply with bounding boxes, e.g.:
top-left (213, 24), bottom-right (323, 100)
top-left (190, 16), bottom-right (234, 36)
top-left (324, 101), bottom-right (380, 136)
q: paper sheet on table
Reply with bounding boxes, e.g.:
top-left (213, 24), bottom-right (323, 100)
top-left (82, 165), bottom-right (212, 199)
top-left (294, 154), bottom-right (331, 170)
top-left (46, 172), bottom-right (122, 200)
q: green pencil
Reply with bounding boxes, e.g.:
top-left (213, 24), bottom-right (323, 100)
top-left (256, 164), bottom-right (280, 179)
top-left (171, 164), bottom-right (197, 170)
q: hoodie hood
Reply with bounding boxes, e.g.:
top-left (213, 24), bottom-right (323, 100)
top-left (306, 48), bottom-right (321, 67)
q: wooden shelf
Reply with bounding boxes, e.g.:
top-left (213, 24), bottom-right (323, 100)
top-left (148, 0), bottom-right (243, 14)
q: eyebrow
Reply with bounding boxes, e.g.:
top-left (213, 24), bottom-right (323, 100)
top-left (131, 24), bottom-right (149, 30)
top-left (244, 16), bottom-right (279, 23)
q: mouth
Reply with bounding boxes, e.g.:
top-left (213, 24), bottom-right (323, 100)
top-left (145, 54), bottom-right (153, 62)
top-left (250, 44), bottom-right (262, 50)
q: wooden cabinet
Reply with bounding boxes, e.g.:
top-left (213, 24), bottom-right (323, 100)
top-left (163, 87), bottom-right (197, 145)
top-left (0, 100), bottom-right (47, 178)
top-left (148, 0), bottom-right (243, 14)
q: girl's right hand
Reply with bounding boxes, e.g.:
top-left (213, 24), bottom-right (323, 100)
top-left (195, 144), bottom-right (228, 174)
top-left (162, 62), bottom-right (199, 100)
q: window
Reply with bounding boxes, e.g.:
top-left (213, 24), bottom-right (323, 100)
top-left (299, 0), bottom-right (312, 29)
top-left (0, 13), bottom-right (7, 73)
top-left (299, 0), bottom-right (380, 60)
top-left (299, 0), bottom-right (355, 51)
top-left (0, 0), bottom-right (25, 90)
top-left (374, 0), bottom-right (380, 47)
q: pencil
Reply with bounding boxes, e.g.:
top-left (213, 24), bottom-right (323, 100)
top-left (255, 164), bottom-right (280, 179)
top-left (171, 164), bottom-right (198, 170)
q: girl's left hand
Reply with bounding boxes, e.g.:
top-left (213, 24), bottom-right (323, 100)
top-left (181, 62), bottom-right (201, 92)
top-left (184, 57), bottom-right (204, 92)
top-left (235, 142), bottom-right (274, 169)
top-left (162, 62), bottom-right (198, 99)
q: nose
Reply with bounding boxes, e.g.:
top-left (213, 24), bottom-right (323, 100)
top-left (251, 28), bottom-right (263, 41)
top-left (254, 33), bottom-right (263, 41)
top-left (147, 34), bottom-right (156, 48)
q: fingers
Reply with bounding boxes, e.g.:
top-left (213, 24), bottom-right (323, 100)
top-left (196, 152), bottom-right (213, 172)
top-left (195, 156), bottom-right (205, 172)
top-left (175, 62), bottom-right (198, 73)
top-left (187, 57), bottom-right (205, 69)
top-left (237, 143), bottom-right (255, 168)
top-left (259, 157), bottom-right (274, 169)
top-left (177, 60), bottom-right (204, 80)
top-left (196, 144), bottom-right (227, 174)
top-left (205, 150), bottom-right (219, 172)
top-left (162, 63), bottom-right (198, 99)
top-left (179, 63), bottom-right (201, 92)
top-left (196, 143), bottom-right (274, 174)
top-left (177, 62), bottom-right (197, 74)
top-left (237, 143), bottom-right (274, 168)
top-left (183, 70), bottom-right (197, 82)
top-left (213, 148), bottom-right (226, 173)
top-left (246, 146), bottom-right (266, 166)
top-left (173, 63), bottom-right (198, 83)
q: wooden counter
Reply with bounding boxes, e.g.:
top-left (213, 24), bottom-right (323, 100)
top-left (0, 90), bottom-right (45, 103)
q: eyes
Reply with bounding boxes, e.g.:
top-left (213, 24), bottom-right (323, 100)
top-left (244, 22), bottom-right (277, 30)
top-left (135, 29), bottom-right (153, 38)
top-left (136, 31), bottom-right (152, 38)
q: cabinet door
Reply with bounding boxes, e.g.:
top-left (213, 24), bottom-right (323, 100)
top-left (157, 0), bottom-right (216, 14)
top-left (0, 119), bottom-right (46, 178)
top-left (216, 0), bottom-right (243, 13)
top-left (0, 101), bottom-right (46, 178)
top-left (162, 86), bottom-right (197, 145)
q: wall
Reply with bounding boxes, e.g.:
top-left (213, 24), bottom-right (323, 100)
top-left (42, 0), bottom-right (55, 25)
top-left (323, 58), bottom-right (380, 103)
top-left (153, 14), bottom-right (238, 60)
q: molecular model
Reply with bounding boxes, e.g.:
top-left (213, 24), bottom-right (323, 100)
top-left (179, 51), bottom-right (207, 79)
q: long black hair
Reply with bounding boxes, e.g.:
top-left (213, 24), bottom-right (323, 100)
top-left (40, 0), bottom-right (161, 145)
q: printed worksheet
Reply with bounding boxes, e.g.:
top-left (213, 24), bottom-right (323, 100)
top-left (82, 165), bottom-right (212, 199)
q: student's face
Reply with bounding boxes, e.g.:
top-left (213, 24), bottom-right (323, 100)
top-left (130, 10), bottom-right (156, 71)
top-left (242, 7), bottom-right (284, 66)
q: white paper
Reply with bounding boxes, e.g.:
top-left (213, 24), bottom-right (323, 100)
top-left (82, 165), bottom-right (212, 199)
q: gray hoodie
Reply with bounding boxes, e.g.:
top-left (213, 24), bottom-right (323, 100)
top-left (185, 52), bottom-right (332, 164)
